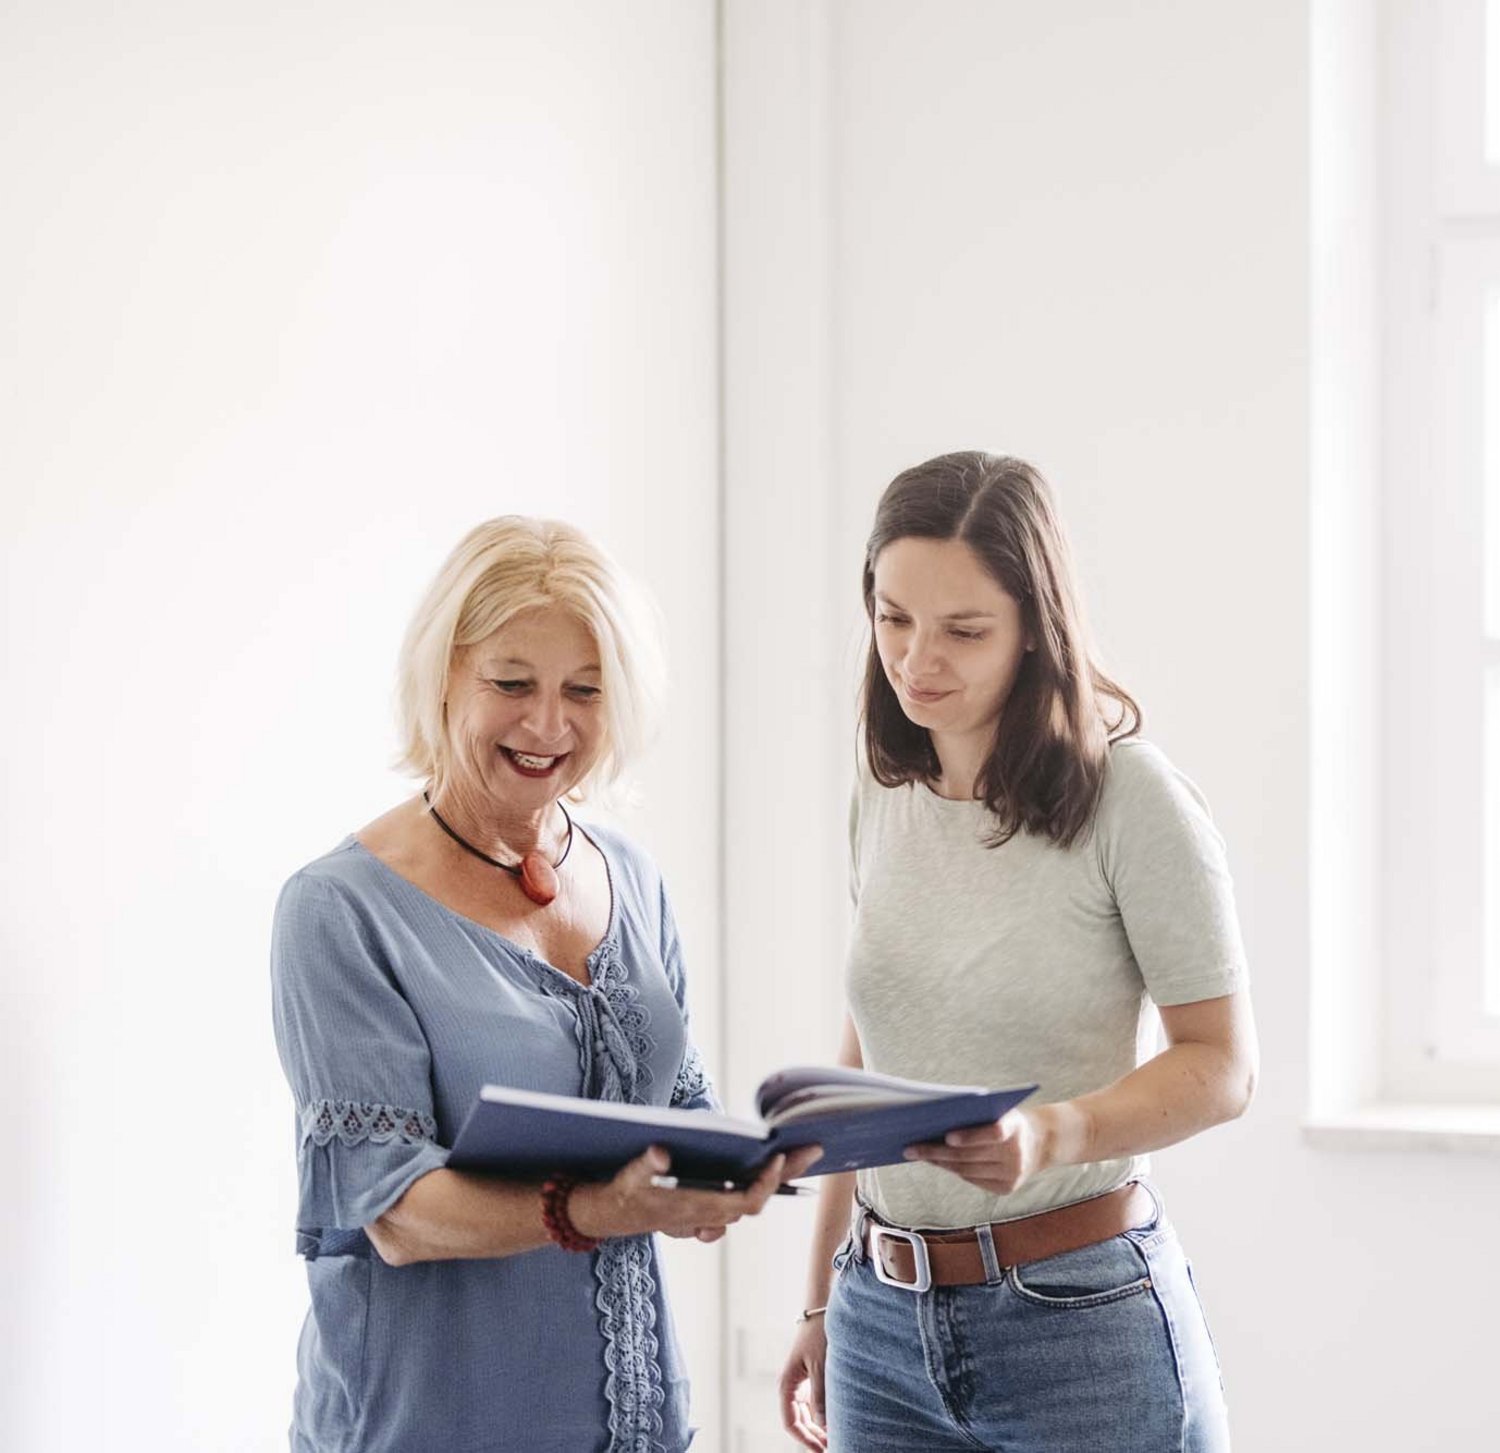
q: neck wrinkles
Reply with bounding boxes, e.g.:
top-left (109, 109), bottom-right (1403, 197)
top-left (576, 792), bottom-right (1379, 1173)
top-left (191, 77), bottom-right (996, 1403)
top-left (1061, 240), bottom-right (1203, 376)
top-left (428, 779), bottom-right (565, 861)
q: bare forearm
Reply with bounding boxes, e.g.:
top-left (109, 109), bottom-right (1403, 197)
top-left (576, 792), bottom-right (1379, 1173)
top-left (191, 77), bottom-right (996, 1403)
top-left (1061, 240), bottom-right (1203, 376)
top-left (369, 1143), bottom-right (823, 1265)
top-left (1038, 1039), bottom-right (1256, 1171)
top-left (368, 1168), bottom-right (551, 1265)
top-left (801, 1171), bottom-right (856, 1308)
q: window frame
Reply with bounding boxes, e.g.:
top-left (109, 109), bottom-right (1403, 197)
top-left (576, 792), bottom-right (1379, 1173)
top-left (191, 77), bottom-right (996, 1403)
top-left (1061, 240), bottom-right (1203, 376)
top-left (1380, 0), bottom-right (1500, 1101)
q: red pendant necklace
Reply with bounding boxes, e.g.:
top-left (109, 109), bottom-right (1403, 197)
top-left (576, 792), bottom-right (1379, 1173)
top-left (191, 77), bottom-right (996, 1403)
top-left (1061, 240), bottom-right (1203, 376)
top-left (423, 793), bottom-right (574, 907)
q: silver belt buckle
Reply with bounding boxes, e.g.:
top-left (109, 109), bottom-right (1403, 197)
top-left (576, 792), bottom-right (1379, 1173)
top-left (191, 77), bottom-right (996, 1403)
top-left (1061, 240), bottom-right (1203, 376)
top-left (868, 1224), bottom-right (932, 1293)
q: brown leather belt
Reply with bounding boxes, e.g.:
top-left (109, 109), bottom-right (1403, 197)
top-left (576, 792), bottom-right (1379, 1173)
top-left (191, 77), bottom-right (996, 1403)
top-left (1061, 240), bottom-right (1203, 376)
top-left (862, 1183), bottom-right (1154, 1291)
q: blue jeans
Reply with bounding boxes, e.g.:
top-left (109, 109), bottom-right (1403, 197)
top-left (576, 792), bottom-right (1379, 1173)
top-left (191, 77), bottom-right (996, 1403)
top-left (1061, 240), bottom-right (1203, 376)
top-left (824, 1187), bottom-right (1229, 1452)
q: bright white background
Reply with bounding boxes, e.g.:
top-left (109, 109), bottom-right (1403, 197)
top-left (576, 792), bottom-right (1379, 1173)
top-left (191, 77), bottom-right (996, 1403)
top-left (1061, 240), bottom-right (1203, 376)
top-left (720, 5), bottom-right (1498, 1450)
top-left (1, 2), bottom-right (723, 1447)
top-left (5, 3), bottom-right (1498, 1452)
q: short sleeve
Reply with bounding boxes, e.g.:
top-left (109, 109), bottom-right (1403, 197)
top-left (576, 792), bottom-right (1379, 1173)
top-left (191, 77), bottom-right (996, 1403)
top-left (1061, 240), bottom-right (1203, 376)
top-left (658, 882), bottom-right (721, 1113)
top-left (1094, 743), bottom-right (1249, 1007)
top-left (270, 870), bottom-right (449, 1256)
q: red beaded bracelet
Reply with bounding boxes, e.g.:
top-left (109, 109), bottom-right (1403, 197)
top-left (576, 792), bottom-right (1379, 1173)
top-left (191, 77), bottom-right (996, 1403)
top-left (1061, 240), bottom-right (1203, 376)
top-left (540, 1176), bottom-right (600, 1252)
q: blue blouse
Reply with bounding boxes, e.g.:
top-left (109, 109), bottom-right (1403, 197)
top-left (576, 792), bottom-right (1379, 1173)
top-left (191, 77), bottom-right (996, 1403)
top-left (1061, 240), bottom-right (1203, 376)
top-left (270, 823), bottom-right (716, 1453)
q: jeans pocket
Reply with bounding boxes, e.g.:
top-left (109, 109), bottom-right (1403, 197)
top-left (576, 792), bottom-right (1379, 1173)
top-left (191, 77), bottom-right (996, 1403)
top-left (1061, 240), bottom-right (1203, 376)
top-left (1006, 1234), bottom-right (1154, 1309)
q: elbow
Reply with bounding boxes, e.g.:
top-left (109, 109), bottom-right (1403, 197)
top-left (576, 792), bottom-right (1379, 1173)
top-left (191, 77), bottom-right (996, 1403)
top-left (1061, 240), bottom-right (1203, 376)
top-left (366, 1214), bottom-right (418, 1267)
top-left (1189, 1044), bottom-right (1257, 1128)
top-left (365, 1167), bottom-right (450, 1266)
top-left (1222, 1056), bottom-right (1258, 1123)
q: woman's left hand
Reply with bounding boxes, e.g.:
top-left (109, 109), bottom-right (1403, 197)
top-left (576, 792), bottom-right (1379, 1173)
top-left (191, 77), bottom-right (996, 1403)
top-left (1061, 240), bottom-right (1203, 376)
top-left (903, 1107), bottom-right (1054, 1196)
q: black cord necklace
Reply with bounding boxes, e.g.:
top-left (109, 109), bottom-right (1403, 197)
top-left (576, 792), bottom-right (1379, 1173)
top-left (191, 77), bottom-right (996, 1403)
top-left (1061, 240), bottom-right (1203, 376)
top-left (423, 792), bottom-right (574, 906)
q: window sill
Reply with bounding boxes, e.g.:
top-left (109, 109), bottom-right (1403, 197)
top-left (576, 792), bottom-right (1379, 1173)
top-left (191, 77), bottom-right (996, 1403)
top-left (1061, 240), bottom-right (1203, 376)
top-left (1302, 1104), bottom-right (1500, 1153)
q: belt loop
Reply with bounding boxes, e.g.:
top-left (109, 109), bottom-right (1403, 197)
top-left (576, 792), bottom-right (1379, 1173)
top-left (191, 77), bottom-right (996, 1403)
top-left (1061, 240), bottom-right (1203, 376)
top-left (974, 1222), bottom-right (1003, 1284)
top-left (849, 1202), bottom-right (871, 1263)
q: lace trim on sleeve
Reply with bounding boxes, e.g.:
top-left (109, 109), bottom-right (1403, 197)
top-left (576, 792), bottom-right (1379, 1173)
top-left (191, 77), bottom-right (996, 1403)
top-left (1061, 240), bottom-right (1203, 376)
top-left (300, 1099), bottom-right (439, 1148)
top-left (669, 1042), bottom-right (715, 1111)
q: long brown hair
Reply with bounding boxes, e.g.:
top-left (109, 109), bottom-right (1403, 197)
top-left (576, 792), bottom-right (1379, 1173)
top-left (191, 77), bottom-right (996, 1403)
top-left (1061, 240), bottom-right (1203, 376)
top-left (861, 452), bottom-right (1140, 848)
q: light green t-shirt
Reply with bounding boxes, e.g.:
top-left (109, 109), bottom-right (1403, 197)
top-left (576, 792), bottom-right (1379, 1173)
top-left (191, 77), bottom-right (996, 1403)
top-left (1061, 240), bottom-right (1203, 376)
top-left (848, 738), bottom-right (1248, 1229)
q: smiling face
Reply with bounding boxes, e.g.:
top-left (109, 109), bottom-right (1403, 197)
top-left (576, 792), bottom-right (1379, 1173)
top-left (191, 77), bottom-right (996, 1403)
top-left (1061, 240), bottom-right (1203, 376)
top-left (442, 606), bottom-right (607, 815)
top-left (871, 536), bottom-right (1032, 746)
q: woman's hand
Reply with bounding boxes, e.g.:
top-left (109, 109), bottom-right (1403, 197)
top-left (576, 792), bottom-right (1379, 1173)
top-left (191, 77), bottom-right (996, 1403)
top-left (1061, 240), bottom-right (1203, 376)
top-left (571, 1144), bottom-right (823, 1242)
top-left (903, 1105), bottom-right (1062, 1196)
top-left (778, 1315), bottom-right (830, 1451)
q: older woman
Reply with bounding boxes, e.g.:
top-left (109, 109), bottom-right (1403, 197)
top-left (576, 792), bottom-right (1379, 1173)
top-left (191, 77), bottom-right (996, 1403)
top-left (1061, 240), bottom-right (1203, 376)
top-left (272, 517), bottom-right (816, 1453)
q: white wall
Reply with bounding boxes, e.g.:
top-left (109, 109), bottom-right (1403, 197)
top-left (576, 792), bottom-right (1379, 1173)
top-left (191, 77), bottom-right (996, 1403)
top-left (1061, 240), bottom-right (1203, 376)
top-left (10, 4), bottom-right (1498, 1451)
top-left (0, 3), bottom-right (721, 1448)
top-left (721, 2), bottom-right (1500, 1450)
top-left (716, 6), bottom-right (877, 1446)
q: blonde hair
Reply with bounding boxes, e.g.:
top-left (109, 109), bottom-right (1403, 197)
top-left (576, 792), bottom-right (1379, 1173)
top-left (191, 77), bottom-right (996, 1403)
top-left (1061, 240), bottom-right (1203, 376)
top-left (395, 517), bottom-right (665, 803)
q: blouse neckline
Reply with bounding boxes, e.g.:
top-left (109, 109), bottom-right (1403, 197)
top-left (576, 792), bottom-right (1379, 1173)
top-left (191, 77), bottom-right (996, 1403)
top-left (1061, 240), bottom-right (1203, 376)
top-left (345, 824), bottom-right (620, 992)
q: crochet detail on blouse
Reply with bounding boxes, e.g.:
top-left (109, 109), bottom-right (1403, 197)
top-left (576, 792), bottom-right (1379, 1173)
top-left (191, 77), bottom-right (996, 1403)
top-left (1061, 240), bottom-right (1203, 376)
top-left (543, 932), bottom-right (669, 1452)
top-left (597, 1236), bottom-right (666, 1453)
top-left (549, 936), bottom-right (658, 1107)
top-left (591, 937), bottom-right (657, 1101)
top-left (670, 1042), bottom-right (712, 1110)
top-left (300, 1099), bottom-right (439, 1148)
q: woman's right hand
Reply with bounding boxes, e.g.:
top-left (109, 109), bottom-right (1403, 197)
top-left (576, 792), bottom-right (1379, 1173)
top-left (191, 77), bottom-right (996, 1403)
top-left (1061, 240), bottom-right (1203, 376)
top-left (571, 1144), bottom-right (822, 1242)
top-left (778, 1316), bottom-right (830, 1450)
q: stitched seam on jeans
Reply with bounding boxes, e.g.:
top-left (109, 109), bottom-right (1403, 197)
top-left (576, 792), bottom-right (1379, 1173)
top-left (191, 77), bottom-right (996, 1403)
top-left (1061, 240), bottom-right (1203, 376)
top-left (1185, 1261), bottom-right (1227, 1399)
top-left (1141, 1253), bottom-right (1190, 1453)
top-left (942, 1291), bottom-right (992, 1450)
top-left (919, 1294), bottom-right (988, 1450)
top-left (1003, 1275), bottom-right (1154, 1310)
top-left (915, 1289), bottom-right (947, 1409)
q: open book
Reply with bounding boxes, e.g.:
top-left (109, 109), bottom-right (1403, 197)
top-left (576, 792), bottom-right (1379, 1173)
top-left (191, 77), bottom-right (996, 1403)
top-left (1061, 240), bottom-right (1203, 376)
top-left (447, 1065), bottom-right (1037, 1181)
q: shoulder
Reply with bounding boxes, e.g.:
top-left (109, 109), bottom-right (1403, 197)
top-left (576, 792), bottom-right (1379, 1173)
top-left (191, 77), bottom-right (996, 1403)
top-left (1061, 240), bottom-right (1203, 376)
top-left (1093, 739), bottom-right (1223, 850)
top-left (1101, 738), bottom-right (1209, 805)
top-left (275, 838), bottom-right (380, 915)
top-left (271, 839), bottom-right (397, 969)
top-left (1101, 737), bottom-right (1184, 799)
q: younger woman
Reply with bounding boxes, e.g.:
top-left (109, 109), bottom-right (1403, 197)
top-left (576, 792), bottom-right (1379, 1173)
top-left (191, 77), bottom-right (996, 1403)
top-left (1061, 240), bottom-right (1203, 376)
top-left (779, 453), bottom-right (1256, 1452)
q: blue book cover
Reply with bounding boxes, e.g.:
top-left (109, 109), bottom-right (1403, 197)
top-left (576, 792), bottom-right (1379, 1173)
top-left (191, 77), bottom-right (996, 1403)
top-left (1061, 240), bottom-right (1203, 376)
top-left (447, 1066), bottom-right (1037, 1181)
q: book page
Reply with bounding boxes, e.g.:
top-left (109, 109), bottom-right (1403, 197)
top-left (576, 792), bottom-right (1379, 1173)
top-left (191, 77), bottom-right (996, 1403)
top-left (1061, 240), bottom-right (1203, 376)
top-left (765, 1087), bottom-right (940, 1127)
top-left (755, 1064), bottom-right (989, 1121)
